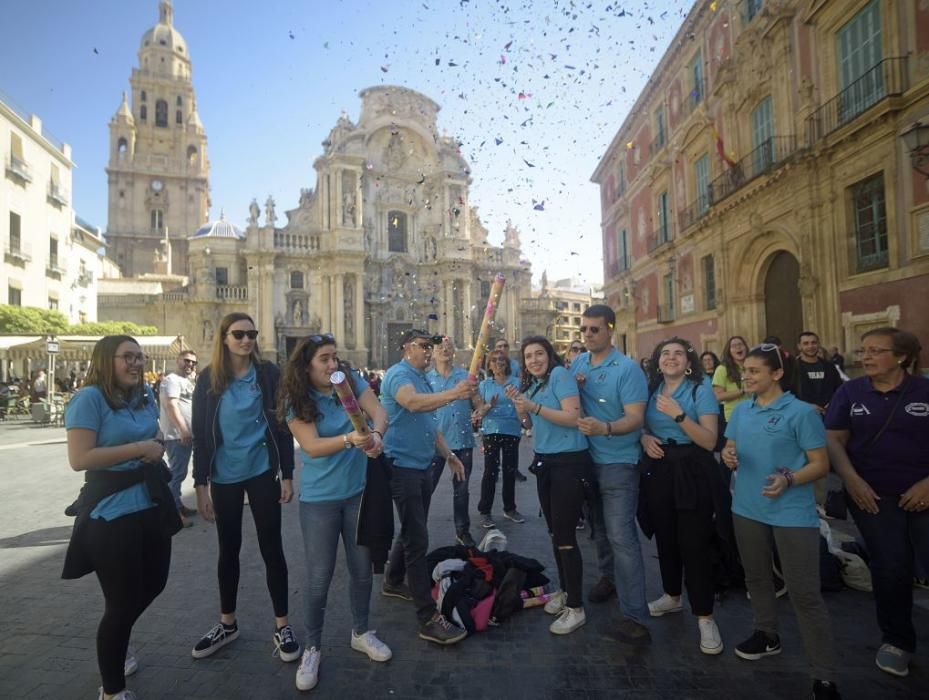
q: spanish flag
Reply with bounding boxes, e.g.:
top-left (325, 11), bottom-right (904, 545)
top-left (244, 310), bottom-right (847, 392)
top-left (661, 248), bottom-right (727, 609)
top-left (712, 123), bottom-right (737, 167)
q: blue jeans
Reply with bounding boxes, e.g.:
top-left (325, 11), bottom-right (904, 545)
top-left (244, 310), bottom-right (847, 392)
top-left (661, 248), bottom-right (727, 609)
top-left (298, 493), bottom-right (372, 648)
top-left (849, 493), bottom-right (929, 653)
top-left (428, 448), bottom-right (473, 533)
top-left (164, 439), bottom-right (192, 510)
top-left (591, 462), bottom-right (649, 623)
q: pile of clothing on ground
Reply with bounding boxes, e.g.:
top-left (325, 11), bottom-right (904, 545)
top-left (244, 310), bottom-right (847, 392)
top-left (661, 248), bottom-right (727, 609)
top-left (425, 529), bottom-right (551, 635)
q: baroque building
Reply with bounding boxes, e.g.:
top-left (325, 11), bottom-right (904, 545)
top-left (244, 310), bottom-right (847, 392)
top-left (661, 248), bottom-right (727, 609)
top-left (105, 0), bottom-right (209, 277)
top-left (592, 0), bottom-right (929, 362)
top-left (100, 86), bottom-right (531, 368)
top-left (520, 272), bottom-right (604, 356)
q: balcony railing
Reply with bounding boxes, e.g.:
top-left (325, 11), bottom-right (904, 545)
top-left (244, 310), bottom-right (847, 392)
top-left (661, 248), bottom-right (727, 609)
top-left (647, 225), bottom-right (673, 254)
top-left (76, 270), bottom-right (94, 287)
top-left (807, 57), bottom-right (908, 142)
top-left (47, 182), bottom-right (69, 206)
top-left (5, 154), bottom-right (32, 183)
top-left (46, 258), bottom-right (66, 278)
top-left (678, 194), bottom-right (712, 232)
top-left (657, 304), bottom-right (676, 324)
top-left (605, 255), bottom-right (633, 278)
top-left (4, 244), bottom-right (32, 264)
top-left (216, 285), bottom-right (248, 301)
top-left (706, 135), bottom-right (798, 206)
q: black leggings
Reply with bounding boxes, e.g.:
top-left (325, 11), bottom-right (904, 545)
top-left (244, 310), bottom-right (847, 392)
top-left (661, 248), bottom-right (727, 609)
top-left (87, 508), bottom-right (171, 695)
top-left (535, 451), bottom-right (592, 609)
top-left (478, 434), bottom-right (520, 514)
top-left (211, 469), bottom-right (288, 618)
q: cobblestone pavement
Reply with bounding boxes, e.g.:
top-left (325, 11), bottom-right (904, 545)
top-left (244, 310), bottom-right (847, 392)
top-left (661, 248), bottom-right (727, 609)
top-left (0, 423), bottom-right (926, 699)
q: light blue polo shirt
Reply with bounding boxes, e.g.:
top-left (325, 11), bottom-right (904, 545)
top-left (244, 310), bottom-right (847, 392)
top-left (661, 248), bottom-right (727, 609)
top-left (571, 348), bottom-right (648, 464)
top-left (291, 370), bottom-right (369, 503)
top-left (427, 366), bottom-right (475, 450)
top-left (382, 359), bottom-right (438, 469)
top-left (65, 384), bottom-right (158, 521)
top-left (528, 366), bottom-right (587, 454)
top-left (213, 364), bottom-right (271, 484)
top-left (479, 376), bottom-right (522, 437)
top-left (646, 376), bottom-right (718, 444)
top-left (725, 391), bottom-right (825, 528)
top-left (509, 358), bottom-right (521, 379)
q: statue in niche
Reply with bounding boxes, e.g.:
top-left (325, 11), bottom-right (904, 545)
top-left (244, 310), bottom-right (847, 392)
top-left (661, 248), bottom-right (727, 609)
top-left (202, 320), bottom-right (214, 343)
top-left (342, 191), bottom-right (356, 226)
top-left (248, 199), bottom-right (260, 226)
top-left (344, 277), bottom-right (355, 345)
top-left (293, 299), bottom-right (303, 324)
top-left (384, 131), bottom-right (406, 171)
top-left (264, 195), bottom-right (277, 226)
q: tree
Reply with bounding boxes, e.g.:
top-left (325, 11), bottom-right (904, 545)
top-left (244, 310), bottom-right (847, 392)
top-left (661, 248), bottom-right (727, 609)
top-left (0, 305), bottom-right (69, 334)
top-left (67, 321), bottom-right (159, 336)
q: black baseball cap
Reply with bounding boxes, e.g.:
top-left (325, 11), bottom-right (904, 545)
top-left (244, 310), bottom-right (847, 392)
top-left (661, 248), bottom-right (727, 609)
top-left (399, 329), bottom-right (444, 347)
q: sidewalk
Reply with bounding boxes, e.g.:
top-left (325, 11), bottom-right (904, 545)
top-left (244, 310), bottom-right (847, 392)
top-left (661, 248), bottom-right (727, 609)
top-left (0, 419), bottom-right (67, 450)
top-left (0, 438), bottom-right (926, 699)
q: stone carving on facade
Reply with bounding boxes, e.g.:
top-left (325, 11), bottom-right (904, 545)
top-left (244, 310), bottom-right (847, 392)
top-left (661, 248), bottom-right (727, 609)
top-left (293, 299), bottom-right (304, 324)
top-left (202, 320), bottom-right (214, 343)
top-left (384, 131), bottom-right (407, 171)
top-left (264, 196), bottom-right (277, 226)
top-left (641, 287), bottom-right (651, 315)
top-left (344, 276), bottom-right (355, 347)
top-left (248, 199), bottom-right (260, 226)
top-left (341, 171), bottom-right (357, 226)
top-left (298, 188), bottom-right (314, 207)
top-left (798, 261), bottom-right (818, 296)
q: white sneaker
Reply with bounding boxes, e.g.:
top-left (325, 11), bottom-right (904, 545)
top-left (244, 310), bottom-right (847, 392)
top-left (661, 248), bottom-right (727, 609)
top-left (351, 630), bottom-right (392, 662)
top-left (98, 690), bottom-right (137, 700)
top-left (549, 606), bottom-right (586, 635)
top-left (296, 647), bottom-right (321, 691)
top-left (698, 618), bottom-right (724, 655)
top-left (124, 648), bottom-right (138, 677)
top-left (648, 594), bottom-right (684, 617)
top-left (543, 590), bottom-right (567, 615)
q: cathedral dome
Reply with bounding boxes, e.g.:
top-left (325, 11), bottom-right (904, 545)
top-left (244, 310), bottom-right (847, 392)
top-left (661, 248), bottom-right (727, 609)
top-left (191, 212), bottom-right (244, 240)
top-left (140, 1), bottom-right (188, 58)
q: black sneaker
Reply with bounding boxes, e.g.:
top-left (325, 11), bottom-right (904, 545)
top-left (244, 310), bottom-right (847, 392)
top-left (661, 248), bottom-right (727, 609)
top-left (588, 576), bottom-right (617, 603)
top-left (514, 469), bottom-right (528, 482)
top-left (273, 623), bottom-right (301, 662)
top-left (811, 680), bottom-right (842, 699)
top-left (616, 617), bottom-right (651, 643)
top-left (734, 630), bottom-right (782, 660)
top-left (419, 612), bottom-right (467, 645)
top-left (382, 579), bottom-right (413, 601)
top-left (192, 621), bottom-right (239, 659)
top-left (456, 530), bottom-right (476, 547)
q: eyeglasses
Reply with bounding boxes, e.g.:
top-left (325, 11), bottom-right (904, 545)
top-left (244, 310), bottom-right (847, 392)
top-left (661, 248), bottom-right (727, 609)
top-left (579, 326), bottom-right (603, 334)
top-left (410, 341), bottom-right (434, 352)
top-left (114, 353), bottom-right (146, 365)
top-left (492, 358), bottom-right (508, 363)
top-left (752, 343), bottom-right (784, 370)
top-left (227, 330), bottom-right (258, 340)
top-left (181, 358), bottom-right (198, 366)
top-left (308, 333), bottom-right (335, 344)
top-left (854, 347), bottom-right (894, 358)
top-left (569, 346), bottom-right (583, 353)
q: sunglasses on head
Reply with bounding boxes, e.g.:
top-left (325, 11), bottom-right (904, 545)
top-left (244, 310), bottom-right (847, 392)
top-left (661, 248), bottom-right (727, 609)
top-left (308, 333), bottom-right (335, 344)
top-left (579, 326), bottom-right (602, 334)
top-left (228, 330), bottom-right (258, 340)
top-left (752, 343), bottom-right (784, 370)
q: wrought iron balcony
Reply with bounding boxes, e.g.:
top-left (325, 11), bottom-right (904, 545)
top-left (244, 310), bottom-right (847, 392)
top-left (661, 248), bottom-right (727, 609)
top-left (605, 255), bottom-right (633, 278)
top-left (807, 57), bottom-right (907, 142)
top-left (5, 154), bottom-right (32, 183)
top-left (657, 304), bottom-right (676, 324)
top-left (47, 182), bottom-right (69, 206)
top-left (76, 270), bottom-right (95, 287)
top-left (706, 135), bottom-right (798, 206)
top-left (4, 244), bottom-right (31, 265)
top-left (678, 194), bottom-right (712, 232)
top-left (856, 249), bottom-right (889, 274)
top-left (647, 225), bottom-right (673, 254)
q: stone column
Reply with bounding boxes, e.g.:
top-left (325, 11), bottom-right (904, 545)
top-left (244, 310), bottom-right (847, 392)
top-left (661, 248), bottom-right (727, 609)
top-left (321, 275), bottom-right (331, 331)
top-left (355, 273), bottom-right (365, 349)
top-left (462, 279), bottom-right (473, 347)
top-left (334, 273), bottom-right (345, 340)
top-left (442, 280), bottom-right (452, 336)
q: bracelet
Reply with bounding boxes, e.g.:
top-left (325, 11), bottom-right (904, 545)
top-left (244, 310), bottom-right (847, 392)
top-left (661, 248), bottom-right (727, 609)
top-left (371, 430), bottom-right (383, 439)
top-left (605, 420), bottom-right (613, 437)
top-left (534, 403), bottom-right (543, 416)
top-left (775, 467), bottom-right (795, 488)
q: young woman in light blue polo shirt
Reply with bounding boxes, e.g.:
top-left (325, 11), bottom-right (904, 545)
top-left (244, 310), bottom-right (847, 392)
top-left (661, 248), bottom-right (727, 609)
top-left (639, 337), bottom-right (723, 656)
top-left (508, 335), bottom-right (590, 636)
top-left (722, 345), bottom-right (840, 699)
top-left (62, 335), bottom-right (176, 700)
top-left (279, 334), bottom-right (391, 691)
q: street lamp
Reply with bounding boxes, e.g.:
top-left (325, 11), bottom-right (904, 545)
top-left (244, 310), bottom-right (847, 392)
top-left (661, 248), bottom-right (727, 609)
top-left (900, 120), bottom-right (929, 178)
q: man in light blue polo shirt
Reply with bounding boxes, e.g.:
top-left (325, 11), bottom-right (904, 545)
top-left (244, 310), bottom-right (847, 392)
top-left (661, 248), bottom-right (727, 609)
top-left (381, 329), bottom-right (474, 646)
top-left (572, 304), bottom-right (651, 641)
top-left (426, 336), bottom-right (481, 547)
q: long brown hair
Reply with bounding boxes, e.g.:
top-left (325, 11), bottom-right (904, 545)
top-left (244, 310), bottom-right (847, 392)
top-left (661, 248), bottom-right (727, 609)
top-left (209, 312), bottom-right (262, 396)
top-left (720, 335), bottom-right (748, 386)
top-left (83, 335), bottom-right (148, 409)
top-left (277, 334), bottom-right (353, 425)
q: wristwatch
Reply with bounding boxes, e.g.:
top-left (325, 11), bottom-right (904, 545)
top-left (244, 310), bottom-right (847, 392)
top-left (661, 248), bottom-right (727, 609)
top-left (674, 413), bottom-right (686, 423)
top-left (342, 434), bottom-right (353, 450)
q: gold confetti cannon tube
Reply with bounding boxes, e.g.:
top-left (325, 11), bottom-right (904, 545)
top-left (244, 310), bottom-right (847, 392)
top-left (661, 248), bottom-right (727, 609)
top-left (468, 273), bottom-right (506, 383)
top-left (329, 370), bottom-right (374, 451)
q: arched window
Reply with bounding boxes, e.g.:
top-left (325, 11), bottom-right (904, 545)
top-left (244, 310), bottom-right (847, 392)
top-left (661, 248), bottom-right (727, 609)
top-left (155, 99), bottom-right (168, 127)
top-left (117, 138), bottom-right (128, 154)
top-left (187, 145), bottom-right (198, 164)
top-left (140, 90), bottom-right (146, 102)
top-left (176, 96), bottom-right (182, 106)
top-left (388, 211), bottom-right (408, 253)
top-left (140, 105), bottom-right (147, 121)
top-left (150, 209), bottom-right (164, 231)
top-left (290, 271), bottom-right (304, 289)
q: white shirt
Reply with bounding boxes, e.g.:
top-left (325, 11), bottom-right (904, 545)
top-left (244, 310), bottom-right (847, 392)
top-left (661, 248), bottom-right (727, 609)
top-left (158, 372), bottom-right (194, 440)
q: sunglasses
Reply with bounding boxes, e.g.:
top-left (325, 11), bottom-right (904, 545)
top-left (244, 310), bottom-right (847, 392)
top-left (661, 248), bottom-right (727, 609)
top-left (569, 346), bottom-right (583, 353)
top-left (228, 330), bottom-right (258, 340)
top-left (181, 358), bottom-right (198, 366)
top-left (579, 326), bottom-right (603, 334)
top-left (410, 341), bottom-right (434, 352)
top-left (752, 343), bottom-right (784, 370)
top-left (308, 333), bottom-right (335, 344)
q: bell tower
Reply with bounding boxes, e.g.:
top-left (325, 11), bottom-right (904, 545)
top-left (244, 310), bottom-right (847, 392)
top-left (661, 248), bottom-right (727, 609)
top-left (105, 0), bottom-right (209, 276)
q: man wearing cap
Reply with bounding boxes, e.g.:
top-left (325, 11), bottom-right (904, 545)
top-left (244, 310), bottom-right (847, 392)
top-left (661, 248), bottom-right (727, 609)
top-left (380, 329), bottom-right (475, 645)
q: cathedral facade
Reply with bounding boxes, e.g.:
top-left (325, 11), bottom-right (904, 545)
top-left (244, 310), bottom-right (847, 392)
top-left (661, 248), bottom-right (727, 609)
top-left (97, 5), bottom-right (531, 368)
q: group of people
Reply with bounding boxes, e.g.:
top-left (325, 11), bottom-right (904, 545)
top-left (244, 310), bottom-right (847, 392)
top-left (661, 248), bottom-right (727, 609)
top-left (60, 307), bottom-right (926, 700)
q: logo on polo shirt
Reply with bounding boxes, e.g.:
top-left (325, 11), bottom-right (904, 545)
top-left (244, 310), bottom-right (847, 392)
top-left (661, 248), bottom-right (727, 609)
top-left (764, 415), bottom-right (784, 432)
top-left (850, 402), bottom-right (871, 417)
top-left (904, 402), bottom-right (929, 417)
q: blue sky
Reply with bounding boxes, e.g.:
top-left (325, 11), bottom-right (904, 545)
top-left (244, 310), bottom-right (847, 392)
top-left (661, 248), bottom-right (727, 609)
top-left (1, 0), bottom-right (690, 288)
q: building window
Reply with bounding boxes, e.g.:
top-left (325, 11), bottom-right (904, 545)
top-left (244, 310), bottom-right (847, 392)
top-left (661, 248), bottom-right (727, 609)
top-left (176, 110), bottom-right (183, 125)
top-left (618, 229), bottom-right (629, 269)
top-left (290, 271), bottom-right (304, 289)
top-left (117, 138), bottom-right (128, 155)
top-left (215, 267), bottom-right (229, 285)
top-left (573, 317), bottom-right (581, 326)
top-left (851, 173), bottom-right (888, 272)
top-left (655, 107), bottom-right (666, 148)
top-left (745, 0), bottom-right (763, 22)
top-left (617, 161), bottom-right (626, 196)
top-left (690, 53), bottom-right (704, 105)
top-left (9, 212), bottom-right (21, 252)
top-left (572, 303), bottom-right (581, 311)
top-left (751, 96), bottom-right (775, 172)
top-left (8, 286), bottom-right (22, 306)
top-left (187, 145), bottom-right (198, 164)
top-left (176, 96), bottom-right (183, 106)
top-left (141, 90), bottom-right (147, 102)
top-left (695, 153), bottom-right (710, 213)
top-left (388, 211), bottom-right (407, 252)
top-left (79, 311), bottom-right (87, 324)
top-left (664, 273), bottom-right (675, 317)
top-left (48, 297), bottom-right (58, 311)
top-left (140, 105), bottom-right (147, 121)
top-left (558, 315), bottom-right (568, 324)
top-left (837, 0), bottom-right (883, 117)
top-left (702, 255), bottom-right (716, 310)
top-left (150, 209), bottom-right (163, 232)
top-left (49, 238), bottom-right (59, 269)
top-left (658, 191), bottom-right (670, 243)
top-left (155, 99), bottom-right (168, 127)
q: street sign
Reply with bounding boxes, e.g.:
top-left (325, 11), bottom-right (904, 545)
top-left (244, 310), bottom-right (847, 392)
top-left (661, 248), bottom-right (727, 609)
top-left (47, 338), bottom-right (59, 354)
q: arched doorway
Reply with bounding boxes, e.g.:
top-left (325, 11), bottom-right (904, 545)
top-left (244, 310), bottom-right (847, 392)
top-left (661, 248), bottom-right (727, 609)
top-left (763, 251), bottom-right (802, 347)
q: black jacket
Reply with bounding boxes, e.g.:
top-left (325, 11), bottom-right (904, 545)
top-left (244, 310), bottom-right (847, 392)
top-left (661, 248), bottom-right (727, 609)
top-left (357, 455), bottom-right (394, 573)
top-left (192, 363), bottom-right (294, 486)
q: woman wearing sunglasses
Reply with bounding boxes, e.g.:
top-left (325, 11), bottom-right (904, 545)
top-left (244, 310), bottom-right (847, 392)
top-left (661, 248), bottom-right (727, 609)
top-left (722, 344), bottom-right (839, 700)
top-left (825, 328), bottom-right (928, 678)
top-left (564, 342), bottom-right (585, 369)
top-left (190, 313), bottom-right (298, 663)
top-left (62, 335), bottom-right (179, 700)
top-left (475, 349), bottom-right (525, 528)
top-left (507, 335), bottom-right (590, 635)
top-left (278, 333), bottom-right (392, 691)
